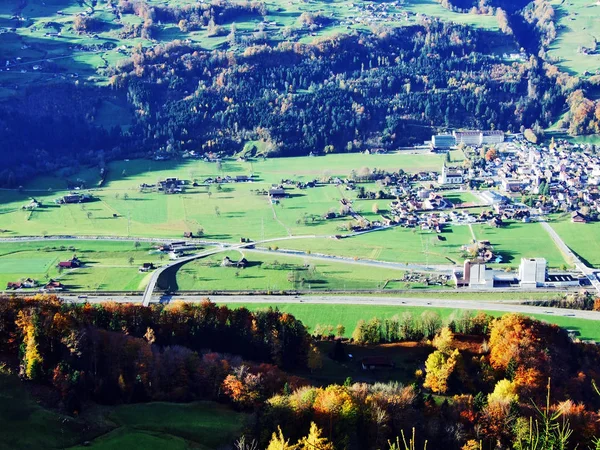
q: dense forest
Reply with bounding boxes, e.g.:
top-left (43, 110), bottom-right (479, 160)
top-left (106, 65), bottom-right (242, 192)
top-left (2, 296), bottom-right (600, 449)
top-left (0, 18), bottom-right (575, 186)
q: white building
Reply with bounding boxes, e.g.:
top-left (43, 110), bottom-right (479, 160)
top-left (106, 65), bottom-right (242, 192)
top-left (438, 165), bottom-right (463, 185)
top-left (453, 131), bottom-right (482, 146)
top-left (453, 130), bottom-right (504, 146)
top-left (519, 258), bottom-right (547, 288)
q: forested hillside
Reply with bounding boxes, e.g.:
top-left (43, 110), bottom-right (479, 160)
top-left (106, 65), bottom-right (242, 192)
top-left (0, 20), bottom-right (569, 186)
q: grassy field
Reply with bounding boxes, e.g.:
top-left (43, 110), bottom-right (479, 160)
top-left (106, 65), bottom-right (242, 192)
top-left (0, 374), bottom-right (91, 450)
top-left (217, 303), bottom-right (600, 341)
top-left (471, 221), bottom-right (568, 268)
top-left (0, 240), bottom-right (165, 292)
top-left (273, 225), bottom-right (473, 265)
top-left (70, 402), bottom-right (248, 450)
top-left (172, 249), bottom-right (447, 292)
top-left (0, 153), bottom-right (447, 240)
top-left (551, 217), bottom-right (600, 268)
top-left (0, 372), bottom-right (246, 450)
top-left (547, 0), bottom-right (600, 77)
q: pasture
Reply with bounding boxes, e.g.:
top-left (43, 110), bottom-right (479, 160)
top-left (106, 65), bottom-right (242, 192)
top-left (218, 303), bottom-right (600, 341)
top-left (0, 152), bottom-right (448, 241)
top-left (471, 221), bottom-right (568, 268)
top-left (73, 402), bottom-right (248, 450)
top-left (547, 0), bottom-right (600, 77)
top-left (0, 240), bottom-right (165, 292)
top-left (0, 373), bottom-right (246, 450)
top-left (551, 217), bottom-right (600, 268)
top-left (173, 249), bottom-right (448, 291)
top-left (274, 225), bottom-right (473, 265)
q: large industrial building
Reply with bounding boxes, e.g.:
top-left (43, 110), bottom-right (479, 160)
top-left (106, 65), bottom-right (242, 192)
top-left (431, 130), bottom-right (504, 149)
top-left (453, 257), bottom-right (580, 289)
top-left (452, 130), bottom-right (505, 146)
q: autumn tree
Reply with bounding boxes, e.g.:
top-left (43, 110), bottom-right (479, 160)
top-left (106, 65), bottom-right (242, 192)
top-left (423, 349), bottom-right (461, 394)
top-left (432, 327), bottom-right (454, 353)
top-left (267, 427), bottom-right (298, 450)
top-left (484, 148), bottom-right (498, 162)
top-left (298, 422), bottom-right (335, 450)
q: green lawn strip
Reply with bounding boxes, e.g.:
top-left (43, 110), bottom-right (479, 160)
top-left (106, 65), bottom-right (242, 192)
top-left (217, 303), bottom-right (600, 341)
top-left (67, 428), bottom-right (191, 450)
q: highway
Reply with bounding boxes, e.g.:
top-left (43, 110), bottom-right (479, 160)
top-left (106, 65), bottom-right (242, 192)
top-left (59, 293), bottom-right (600, 321)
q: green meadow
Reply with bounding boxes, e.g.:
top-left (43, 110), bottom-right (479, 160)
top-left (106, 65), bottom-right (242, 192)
top-left (218, 303), bottom-right (600, 342)
top-left (68, 402), bottom-right (247, 450)
top-left (0, 152), bottom-right (447, 241)
top-left (0, 240), bottom-right (165, 292)
top-left (471, 221), bottom-right (568, 268)
top-left (275, 225), bottom-right (473, 265)
top-left (547, 0), bottom-right (600, 77)
top-left (173, 249), bottom-right (448, 292)
top-left (0, 372), bottom-right (246, 450)
top-left (551, 217), bottom-right (600, 268)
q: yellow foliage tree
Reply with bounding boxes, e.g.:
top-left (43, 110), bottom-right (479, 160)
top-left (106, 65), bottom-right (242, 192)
top-left (267, 426), bottom-right (298, 450)
top-left (15, 310), bottom-right (43, 380)
top-left (488, 379), bottom-right (519, 404)
top-left (298, 422), bottom-right (335, 450)
top-left (432, 327), bottom-right (454, 353)
top-left (423, 349), bottom-right (460, 394)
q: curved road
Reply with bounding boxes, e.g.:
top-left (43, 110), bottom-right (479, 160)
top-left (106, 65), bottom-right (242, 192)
top-left (141, 234), bottom-right (327, 306)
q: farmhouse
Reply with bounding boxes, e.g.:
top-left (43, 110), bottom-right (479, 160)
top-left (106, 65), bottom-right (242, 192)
top-left (58, 193), bottom-right (92, 204)
top-left (57, 257), bottom-right (81, 269)
top-left (139, 262), bottom-right (156, 273)
top-left (269, 188), bottom-right (287, 199)
top-left (571, 211), bottom-right (588, 223)
top-left (158, 177), bottom-right (185, 194)
top-left (22, 198), bottom-right (41, 210)
top-left (221, 256), bottom-right (249, 268)
top-left (361, 356), bottom-right (395, 370)
top-left (44, 280), bottom-right (64, 291)
top-left (6, 278), bottom-right (37, 290)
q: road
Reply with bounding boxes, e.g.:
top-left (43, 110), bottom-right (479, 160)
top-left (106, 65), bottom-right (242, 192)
top-left (59, 294), bottom-right (600, 321)
top-left (246, 248), bottom-right (455, 274)
top-left (141, 234), bottom-right (325, 306)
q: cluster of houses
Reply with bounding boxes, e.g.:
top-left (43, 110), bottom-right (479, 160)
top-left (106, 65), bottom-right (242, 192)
top-left (434, 136), bottom-right (600, 221)
top-left (340, 2), bottom-right (414, 29)
top-left (6, 278), bottom-right (64, 292)
top-left (156, 241), bottom-right (199, 259)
